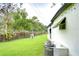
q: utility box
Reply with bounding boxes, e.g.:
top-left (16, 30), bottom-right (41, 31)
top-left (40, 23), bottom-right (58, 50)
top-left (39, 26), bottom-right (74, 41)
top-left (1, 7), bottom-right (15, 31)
top-left (44, 41), bottom-right (69, 56)
top-left (54, 47), bottom-right (69, 56)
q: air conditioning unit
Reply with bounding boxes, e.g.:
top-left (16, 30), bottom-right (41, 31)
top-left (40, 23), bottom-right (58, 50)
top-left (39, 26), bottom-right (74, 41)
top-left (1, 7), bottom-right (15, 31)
top-left (44, 41), bottom-right (69, 56)
top-left (54, 47), bottom-right (69, 56)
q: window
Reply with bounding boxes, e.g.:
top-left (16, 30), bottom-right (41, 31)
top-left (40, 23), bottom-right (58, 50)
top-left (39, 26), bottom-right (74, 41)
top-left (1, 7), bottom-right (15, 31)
top-left (59, 17), bottom-right (66, 30)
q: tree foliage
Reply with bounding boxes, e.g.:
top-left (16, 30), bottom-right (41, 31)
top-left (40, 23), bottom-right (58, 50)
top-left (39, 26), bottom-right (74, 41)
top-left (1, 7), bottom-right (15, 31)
top-left (12, 7), bottom-right (47, 32)
top-left (0, 3), bottom-right (47, 40)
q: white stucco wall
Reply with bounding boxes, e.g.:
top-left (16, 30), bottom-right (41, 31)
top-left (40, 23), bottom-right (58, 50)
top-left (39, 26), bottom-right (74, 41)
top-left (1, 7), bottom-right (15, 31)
top-left (50, 4), bottom-right (79, 55)
top-left (48, 27), bottom-right (51, 40)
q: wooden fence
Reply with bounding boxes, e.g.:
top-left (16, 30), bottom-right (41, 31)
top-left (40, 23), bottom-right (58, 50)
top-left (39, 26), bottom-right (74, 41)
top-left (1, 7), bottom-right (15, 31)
top-left (0, 31), bottom-right (47, 42)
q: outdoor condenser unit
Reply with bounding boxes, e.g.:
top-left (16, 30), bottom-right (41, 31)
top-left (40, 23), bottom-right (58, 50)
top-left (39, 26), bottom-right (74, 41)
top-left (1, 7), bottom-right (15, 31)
top-left (44, 41), bottom-right (69, 56)
top-left (53, 47), bottom-right (69, 56)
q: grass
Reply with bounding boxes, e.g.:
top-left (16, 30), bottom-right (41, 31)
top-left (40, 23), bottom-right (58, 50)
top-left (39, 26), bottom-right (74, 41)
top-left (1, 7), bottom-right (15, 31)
top-left (0, 34), bottom-right (47, 56)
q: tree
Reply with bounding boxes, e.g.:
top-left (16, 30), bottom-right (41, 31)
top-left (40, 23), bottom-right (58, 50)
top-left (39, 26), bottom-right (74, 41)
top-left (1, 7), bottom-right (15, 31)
top-left (0, 3), bottom-right (22, 40)
top-left (12, 4), bottom-right (46, 32)
top-left (32, 16), bottom-right (38, 20)
top-left (20, 9), bottom-right (28, 19)
top-left (0, 3), bottom-right (15, 33)
top-left (12, 8), bottom-right (28, 31)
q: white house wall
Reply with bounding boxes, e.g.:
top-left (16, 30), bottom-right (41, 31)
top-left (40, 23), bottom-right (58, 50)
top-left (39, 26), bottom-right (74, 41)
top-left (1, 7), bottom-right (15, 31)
top-left (50, 4), bottom-right (79, 55)
top-left (48, 27), bottom-right (51, 40)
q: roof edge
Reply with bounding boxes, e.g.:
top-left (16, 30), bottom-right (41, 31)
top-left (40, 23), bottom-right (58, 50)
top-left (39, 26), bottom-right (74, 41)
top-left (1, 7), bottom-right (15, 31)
top-left (47, 3), bottom-right (74, 27)
top-left (51, 3), bottom-right (73, 22)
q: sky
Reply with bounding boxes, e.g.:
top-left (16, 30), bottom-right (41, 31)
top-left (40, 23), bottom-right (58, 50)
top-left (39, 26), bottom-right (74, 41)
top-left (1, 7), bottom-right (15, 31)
top-left (22, 3), bottom-right (62, 26)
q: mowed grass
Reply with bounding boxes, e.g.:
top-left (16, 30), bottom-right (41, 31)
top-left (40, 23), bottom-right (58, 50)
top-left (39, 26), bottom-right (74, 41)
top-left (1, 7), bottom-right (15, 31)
top-left (0, 34), bottom-right (47, 56)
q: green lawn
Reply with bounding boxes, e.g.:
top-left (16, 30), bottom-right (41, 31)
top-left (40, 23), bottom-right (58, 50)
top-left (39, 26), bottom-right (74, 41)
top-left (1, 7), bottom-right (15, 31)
top-left (0, 34), bottom-right (47, 56)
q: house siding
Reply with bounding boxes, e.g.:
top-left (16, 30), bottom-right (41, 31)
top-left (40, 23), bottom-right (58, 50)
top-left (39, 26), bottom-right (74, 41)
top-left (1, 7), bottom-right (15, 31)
top-left (49, 4), bottom-right (79, 55)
